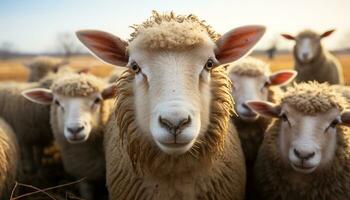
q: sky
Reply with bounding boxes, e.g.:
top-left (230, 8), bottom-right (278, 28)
top-left (0, 0), bottom-right (349, 53)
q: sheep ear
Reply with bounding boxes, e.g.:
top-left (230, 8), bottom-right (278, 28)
top-left (215, 25), bottom-right (266, 64)
top-left (102, 83), bottom-right (117, 99)
top-left (281, 34), bottom-right (295, 40)
top-left (340, 111), bottom-right (350, 125)
top-left (320, 29), bottom-right (335, 39)
top-left (246, 100), bottom-right (281, 118)
top-left (268, 70), bottom-right (297, 86)
top-left (21, 89), bottom-right (53, 105)
top-left (76, 30), bottom-right (128, 67)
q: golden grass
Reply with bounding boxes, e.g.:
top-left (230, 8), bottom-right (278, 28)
top-left (0, 54), bottom-right (349, 83)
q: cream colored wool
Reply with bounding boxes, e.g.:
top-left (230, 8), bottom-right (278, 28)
top-left (282, 82), bottom-right (347, 115)
top-left (105, 68), bottom-right (246, 200)
top-left (129, 10), bottom-right (220, 50)
top-left (254, 82), bottom-right (350, 199)
top-left (51, 74), bottom-right (105, 97)
top-left (227, 56), bottom-right (270, 77)
top-left (0, 118), bottom-right (19, 200)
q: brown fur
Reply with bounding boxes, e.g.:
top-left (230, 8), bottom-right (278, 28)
top-left (293, 30), bottom-right (344, 85)
top-left (0, 118), bottom-right (19, 200)
top-left (254, 120), bottom-right (350, 200)
top-left (129, 11), bottom-right (220, 50)
top-left (105, 68), bottom-right (246, 200)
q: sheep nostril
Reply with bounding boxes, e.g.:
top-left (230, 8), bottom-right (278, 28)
top-left (293, 148), bottom-right (301, 158)
top-left (158, 115), bottom-right (192, 135)
top-left (67, 126), bottom-right (84, 135)
top-left (242, 103), bottom-right (251, 111)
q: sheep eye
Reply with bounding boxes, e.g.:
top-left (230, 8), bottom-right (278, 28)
top-left (55, 100), bottom-right (60, 106)
top-left (130, 62), bottom-right (140, 73)
top-left (94, 97), bottom-right (102, 104)
top-left (281, 113), bottom-right (288, 121)
top-left (264, 81), bottom-right (270, 88)
top-left (205, 59), bottom-right (215, 70)
top-left (329, 119), bottom-right (339, 128)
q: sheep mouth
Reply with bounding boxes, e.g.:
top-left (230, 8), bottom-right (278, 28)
top-left (67, 135), bottom-right (88, 143)
top-left (291, 163), bottom-right (317, 173)
top-left (158, 141), bottom-right (191, 148)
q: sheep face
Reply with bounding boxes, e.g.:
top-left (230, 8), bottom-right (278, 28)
top-left (21, 83), bottom-right (117, 143)
top-left (294, 36), bottom-right (321, 64)
top-left (247, 101), bottom-right (344, 174)
top-left (230, 74), bottom-right (268, 121)
top-left (281, 29), bottom-right (335, 64)
top-left (278, 104), bottom-right (338, 174)
top-left (128, 43), bottom-right (215, 155)
top-left (52, 93), bottom-right (102, 143)
top-left (229, 70), bottom-right (296, 121)
top-left (76, 21), bottom-right (265, 155)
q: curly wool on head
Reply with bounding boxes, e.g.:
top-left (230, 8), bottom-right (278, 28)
top-left (129, 10), bottom-right (220, 50)
top-left (51, 74), bottom-right (106, 97)
top-left (282, 82), bottom-right (347, 115)
top-left (227, 57), bottom-right (270, 77)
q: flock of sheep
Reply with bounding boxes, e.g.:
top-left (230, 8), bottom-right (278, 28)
top-left (0, 11), bottom-right (349, 200)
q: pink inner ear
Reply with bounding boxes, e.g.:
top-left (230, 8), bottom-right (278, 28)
top-left (321, 29), bottom-right (335, 38)
top-left (76, 30), bottom-right (128, 66)
top-left (215, 26), bottom-right (265, 64)
top-left (27, 91), bottom-right (53, 103)
top-left (281, 34), bottom-right (295, 40)
top-left (246, 101), bottom-right (280, 118)
top-left (269, 72), bottom-right (295, 85)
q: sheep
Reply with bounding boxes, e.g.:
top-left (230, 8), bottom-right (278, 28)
top-left (25, 56), bottom-right (68, 82)
top-left (76, 11), bottom-right (266, 199)
top-left (282, 29), bottom-right (344, 84)
top-left (0, 118), bottom-right (19, 200)
top-left (226, 57), bottom-right (296, 199)
top-left (22, 73), bottom-right (117, 200)
top-left (0, 70), bottom-right (71, 175)
top-left (247, 82), bottom-right (350, 200)
top-left (227, 56), bottom-right (296, 167)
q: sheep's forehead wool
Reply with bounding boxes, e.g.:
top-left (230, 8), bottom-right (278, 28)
top-left (129, 11), bottom-right (220, 50)
top-left (297, 30), bottom-right (319, 39)
top-left (52, 74), bottom-right (105, 97)
top-left (282, 82), bottom-right (347, 115)
top-left (228, 57), bottom-right (270, 77)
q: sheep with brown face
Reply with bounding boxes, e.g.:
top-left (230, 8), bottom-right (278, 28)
top-left (282, 29), bottom-right (344, 84)
top-left (247, 82), bottom-right (350, 200)
top-left (0, 118), bottom-right (19, 200)
top-left (22, 73), bottom-right (117, 200)
top-left (76, 11), bottom-right (266, 200)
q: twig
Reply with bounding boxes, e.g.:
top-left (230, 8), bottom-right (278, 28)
top-left (10, 178), bottom-right (85, 200)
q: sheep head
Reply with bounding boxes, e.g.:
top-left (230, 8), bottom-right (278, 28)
top-left (247, 82), bottom-right (349, 174)
top-left (22, 74), bottom-right (117, 143)
top-left (76, 11), bottom-right (265, 155)
top-left (281, 29), bottom-right (335, 64)
top-left (227, 57), bottom-right (296, 121)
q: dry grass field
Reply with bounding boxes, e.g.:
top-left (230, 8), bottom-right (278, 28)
top-left (0, 53), bottom-right (349, 83)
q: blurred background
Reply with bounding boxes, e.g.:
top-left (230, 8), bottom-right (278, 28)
top-left (1, 0), bottom-right (349, 82)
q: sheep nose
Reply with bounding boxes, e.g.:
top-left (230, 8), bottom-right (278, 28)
top-left (67, 126), bottom-right (84, 135)
top-left (302, 53), bottom-right (309, 60)
top-left (293, 148), bottom-right (315, 160)
top-left (158, 115), bottom-right (191, 135)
